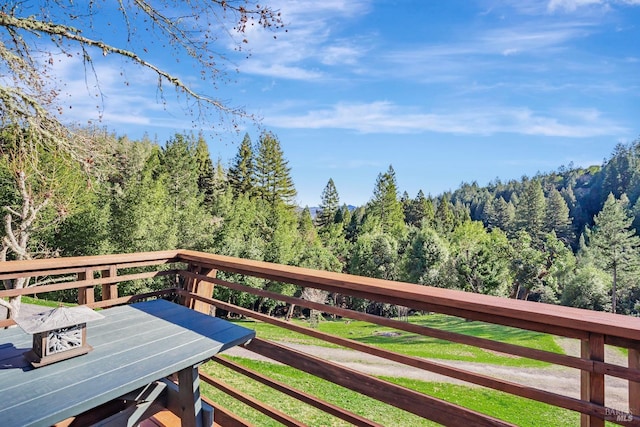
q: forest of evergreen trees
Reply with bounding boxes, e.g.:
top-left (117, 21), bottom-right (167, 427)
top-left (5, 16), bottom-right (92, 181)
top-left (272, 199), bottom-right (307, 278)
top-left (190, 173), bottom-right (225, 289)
top-left (2, 127), bottom-right (640, 316)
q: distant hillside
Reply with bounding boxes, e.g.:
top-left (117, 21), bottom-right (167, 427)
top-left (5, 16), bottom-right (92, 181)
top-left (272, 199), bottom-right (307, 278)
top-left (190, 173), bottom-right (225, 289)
top-left (450, 140), bottom-right (640, 244)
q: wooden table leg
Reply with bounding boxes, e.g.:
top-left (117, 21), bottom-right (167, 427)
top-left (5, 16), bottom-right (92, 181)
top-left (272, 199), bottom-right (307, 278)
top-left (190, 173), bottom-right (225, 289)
top-left (164, 366), bottom-right (213, 427)
top-left (176, 366), bottom-right (203, 427)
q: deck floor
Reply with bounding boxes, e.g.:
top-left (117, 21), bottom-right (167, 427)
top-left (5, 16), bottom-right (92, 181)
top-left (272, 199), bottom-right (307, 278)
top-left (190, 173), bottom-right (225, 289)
top-left (138, 403), bottom-right (181, 427)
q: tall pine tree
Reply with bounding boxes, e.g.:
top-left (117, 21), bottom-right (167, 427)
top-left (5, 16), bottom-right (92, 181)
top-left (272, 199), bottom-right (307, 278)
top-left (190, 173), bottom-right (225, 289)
top-left (435, 195), bottom-right (455, 233)
top-left (194, 135), bottom-right (219, 209)
top-left (545, 187), bottom-right (574, 245)
top-left (405, 190), bottom-right (435, 228)
top-left (317, 178), bottom-right (340, 227)
top-left (228, 133), bottom-right (255, 197)
top-left (367, 165), bottom-right (405, 239)
top-left (493, 197), bottom-right (516, 236)
top-left (254, 131), bottom-right (297, 206)
top-left (588, 193), bottom-right (640, 313)
top-left (516, 180), bottom-right (546, 246)
top-left (161, 133), bottom-right (213, 250)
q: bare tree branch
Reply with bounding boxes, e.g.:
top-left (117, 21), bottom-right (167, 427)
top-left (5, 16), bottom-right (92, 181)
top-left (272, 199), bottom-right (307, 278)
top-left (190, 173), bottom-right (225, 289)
top-left (0, 13), bottom-right (236, 113)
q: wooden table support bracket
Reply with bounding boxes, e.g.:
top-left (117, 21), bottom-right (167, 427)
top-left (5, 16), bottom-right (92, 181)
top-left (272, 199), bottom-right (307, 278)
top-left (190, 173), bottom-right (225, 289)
top-left (93, 381), bottom-right (168, 427)
top-left (163, 367), bottom-right (213, 427)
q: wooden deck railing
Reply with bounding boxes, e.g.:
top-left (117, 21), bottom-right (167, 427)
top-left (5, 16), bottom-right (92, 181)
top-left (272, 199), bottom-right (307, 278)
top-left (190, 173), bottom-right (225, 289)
top-left (1, 250), bottom-right (639, 426)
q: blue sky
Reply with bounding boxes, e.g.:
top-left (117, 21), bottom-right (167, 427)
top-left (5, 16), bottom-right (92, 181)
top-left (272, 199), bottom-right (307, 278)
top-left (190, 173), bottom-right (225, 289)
top-left (54, 0), bottom-right (640, 207)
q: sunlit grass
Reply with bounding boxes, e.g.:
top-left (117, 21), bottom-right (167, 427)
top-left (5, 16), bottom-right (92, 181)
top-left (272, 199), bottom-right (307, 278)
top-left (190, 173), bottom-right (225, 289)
top-left (10, 296), bottom-right (75, 308)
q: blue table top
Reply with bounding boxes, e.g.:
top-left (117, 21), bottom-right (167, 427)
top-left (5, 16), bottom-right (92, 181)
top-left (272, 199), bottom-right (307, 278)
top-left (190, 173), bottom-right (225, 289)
top-left (0, 299), bottom-right (255, 427)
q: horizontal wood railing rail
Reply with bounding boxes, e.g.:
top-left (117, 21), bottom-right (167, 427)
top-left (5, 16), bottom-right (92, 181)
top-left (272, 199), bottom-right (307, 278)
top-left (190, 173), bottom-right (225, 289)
top-left (1, 250), bottom-right (639, 426)
top-left (0, 250), bottom-right (180, 277)
top-left (200, 394), bottom-right (254, 427)
top-left (0, 270), bottom-right (178, 299)
top-left (187, 290), bottom-right (513, 425)
top-left (0, 251), bottom-right (183, 327)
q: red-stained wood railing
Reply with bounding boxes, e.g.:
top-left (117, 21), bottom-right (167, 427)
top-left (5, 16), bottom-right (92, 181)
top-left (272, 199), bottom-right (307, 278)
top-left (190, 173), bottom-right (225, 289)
top-left (177, 250), bottom-right (640, 427)
top-left (0, 250), bottom-right (182, 327)
top-left (1, 249), bottom-right (639, 426)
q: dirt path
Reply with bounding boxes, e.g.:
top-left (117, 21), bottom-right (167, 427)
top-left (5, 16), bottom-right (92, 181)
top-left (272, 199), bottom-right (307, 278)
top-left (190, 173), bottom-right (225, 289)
top-left (225, 337), bottom-right (631, 410)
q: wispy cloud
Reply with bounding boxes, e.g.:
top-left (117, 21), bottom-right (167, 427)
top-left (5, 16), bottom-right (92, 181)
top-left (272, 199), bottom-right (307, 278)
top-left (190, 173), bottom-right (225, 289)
top-left (480, 24), bottom-right (593, 54)
top-left (233, 0), bottom-right (372, 80)
top-left (547, 0), bottom-right (640, 12)
top-left (383, 22), bottom-right (593, 74)
top-left (242, 63), bottom-right (324, 80)
top-left (548, 0), bottom-right (604, 12)
top-left (237, 0), bottom-right (637, 95)
top-left (273, 0), bottom-right (370, 17)
top-left (349, 19), bottom-right (609, 94)
top-left (500, 0), bottom-right (640, 14)
top-left (266, 101), bottom-right (627, 138)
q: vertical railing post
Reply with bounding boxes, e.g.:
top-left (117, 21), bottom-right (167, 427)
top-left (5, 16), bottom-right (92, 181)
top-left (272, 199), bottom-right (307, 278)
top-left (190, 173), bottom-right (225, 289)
top-left (77, 268), bottom-right (95, 305)
top-left (184, 264), bottom-right (217, 315)
top-left (581, 333), bottom-right (605, 427)
top-left (630, 348), bottom-right (640, 420)
top-left (182, 264), bottom-right (196, 308)
top-left (101, 265), bottom-right (118, 302)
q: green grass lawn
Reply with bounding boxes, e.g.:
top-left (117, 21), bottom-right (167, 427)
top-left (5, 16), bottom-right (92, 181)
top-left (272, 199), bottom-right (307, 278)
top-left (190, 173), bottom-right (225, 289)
top-left (234, 312), bottom-right (565, 367)
top-left (20, 296), bottom-right (76, 308)
top-left (200, 356), bottom-right (579, 427)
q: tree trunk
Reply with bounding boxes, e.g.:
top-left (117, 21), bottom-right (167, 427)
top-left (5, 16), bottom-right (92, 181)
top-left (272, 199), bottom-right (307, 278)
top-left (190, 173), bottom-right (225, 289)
top-left (612, 266), bottom-right (618, 314)
top-left (509, 282), bottom-right (520, 299)
top-left (0, 278), bottom-right (27, 320)
top-left (1, 171), bottom-right (51, 319)
top-left (285, 303), bottom-right (295, 321)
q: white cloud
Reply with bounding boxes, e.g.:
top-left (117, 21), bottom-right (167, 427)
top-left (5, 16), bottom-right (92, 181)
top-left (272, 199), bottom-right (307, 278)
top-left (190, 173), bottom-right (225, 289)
top-left (481, 24), bottom-right (592, 53)
top-left (235, 0), bottom-right (610, 89)
top-left (265, 101), bottom-right (628, 138)
top-left (377, 21), bottom-right (595, 85)
top-left (502, 48), bottom-right (521, 56)
top-left (548, 0), bottom-right (603, 12)
top-left (242, 62), bottom-right (324, 80)
top-left (321, 44), bottom-right (363, 66)
top-left (506, 0), bottom-right (640, 13)
top-left (548, 0), bottom-right (640, 11)
top-left (272, 0), bottom-right (370, 19)
top-left (231, 0), bottom-right (372, 81)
